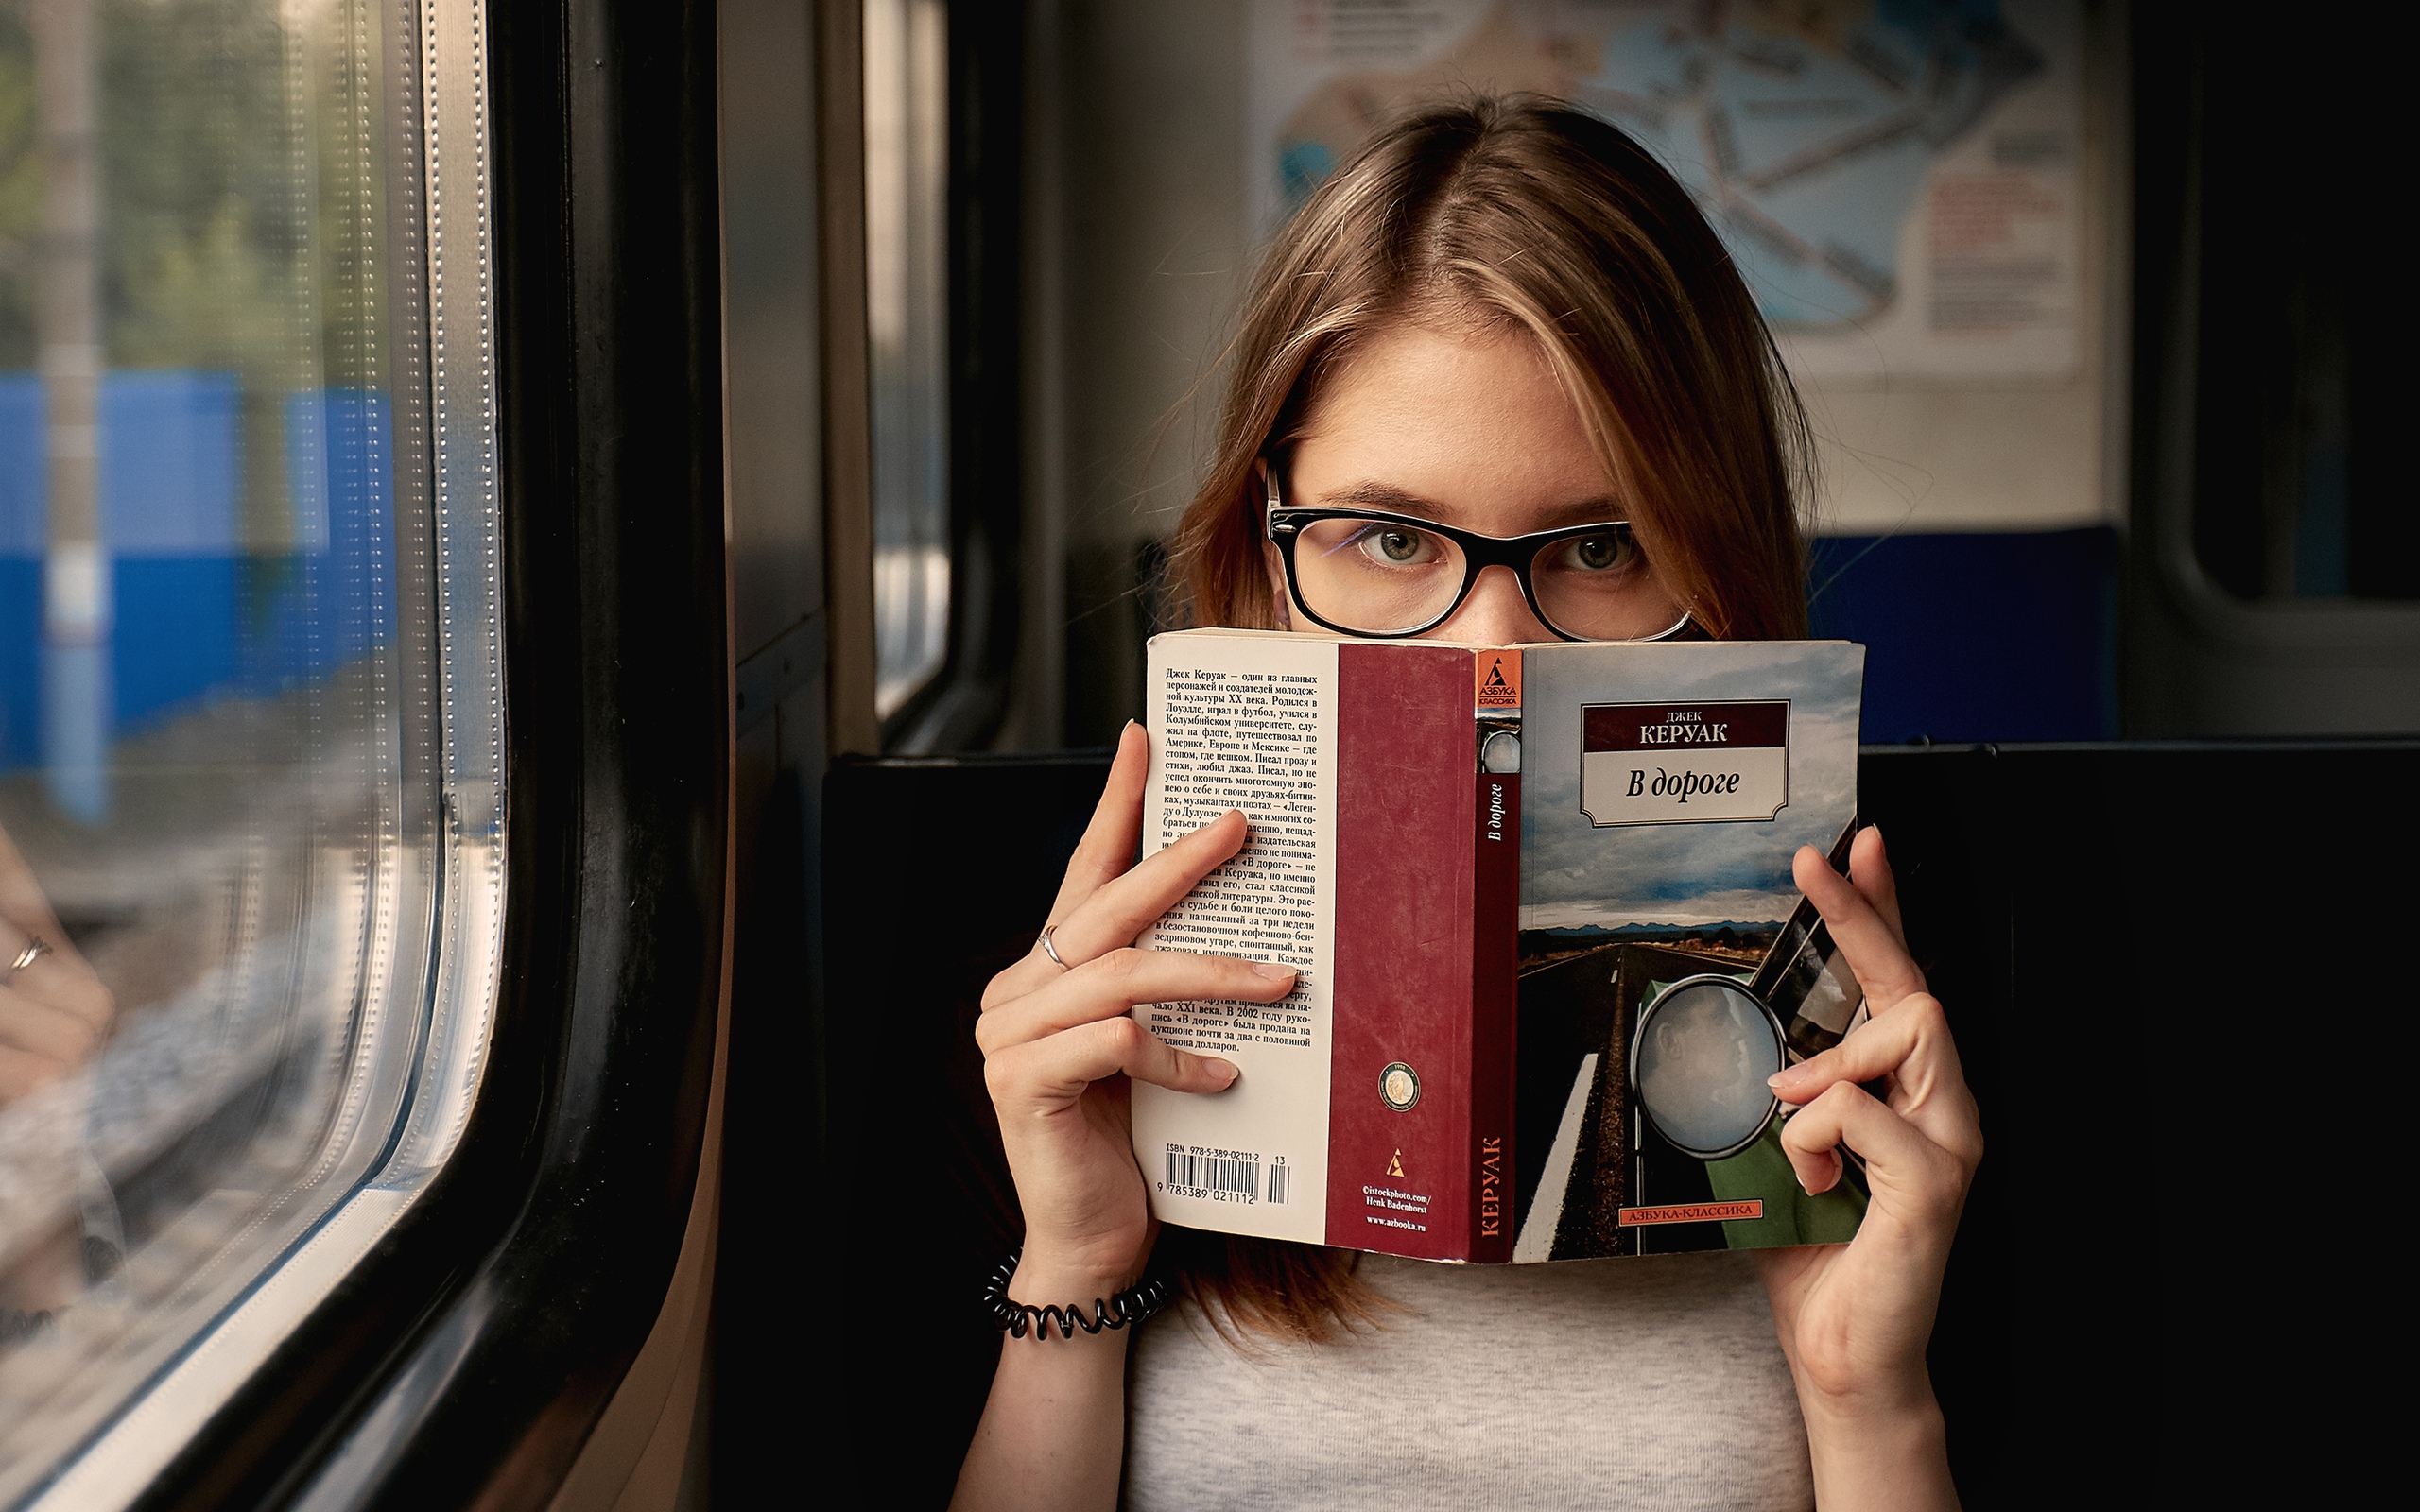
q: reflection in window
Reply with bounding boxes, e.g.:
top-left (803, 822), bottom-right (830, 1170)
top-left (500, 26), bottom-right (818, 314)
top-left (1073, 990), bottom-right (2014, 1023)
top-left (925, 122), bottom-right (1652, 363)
top-left (864, 0), bottom-right (950, 720)
top-left (0, 0), bottom-right (494, 1494)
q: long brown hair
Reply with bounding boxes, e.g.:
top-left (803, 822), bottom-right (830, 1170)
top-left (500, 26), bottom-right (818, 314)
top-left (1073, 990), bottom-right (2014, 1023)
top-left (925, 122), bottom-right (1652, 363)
top-left (1166, 94), bottom-right (1814, 1341)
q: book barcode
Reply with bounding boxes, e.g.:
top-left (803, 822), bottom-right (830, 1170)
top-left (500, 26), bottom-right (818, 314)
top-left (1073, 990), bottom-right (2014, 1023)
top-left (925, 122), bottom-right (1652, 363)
top-left (1265, 1160), bottom-right (1290, 1205)
top-left (1166, 1150), bottom-right (1259, 1195)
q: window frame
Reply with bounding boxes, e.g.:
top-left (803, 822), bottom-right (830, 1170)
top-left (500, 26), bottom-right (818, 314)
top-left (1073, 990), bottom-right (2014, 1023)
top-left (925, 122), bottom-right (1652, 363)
top-left (2126, 10), bottom-right (2420, 735)
top-left (870, 0), bottom-right (1026, 755)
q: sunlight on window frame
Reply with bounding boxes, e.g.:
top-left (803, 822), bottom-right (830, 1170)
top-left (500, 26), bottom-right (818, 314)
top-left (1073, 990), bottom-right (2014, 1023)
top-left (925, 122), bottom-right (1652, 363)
top-left (863, 0), bottom-right (950, 723)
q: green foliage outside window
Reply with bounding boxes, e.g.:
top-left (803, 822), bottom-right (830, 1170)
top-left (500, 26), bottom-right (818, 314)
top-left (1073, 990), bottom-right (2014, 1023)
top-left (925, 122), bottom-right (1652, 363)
top-left (0, 0), bottom-right (392, 553)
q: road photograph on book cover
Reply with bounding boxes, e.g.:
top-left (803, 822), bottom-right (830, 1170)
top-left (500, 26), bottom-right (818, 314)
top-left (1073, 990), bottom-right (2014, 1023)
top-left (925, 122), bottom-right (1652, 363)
top-left (1512, 640), bottom-right (1866, 1262)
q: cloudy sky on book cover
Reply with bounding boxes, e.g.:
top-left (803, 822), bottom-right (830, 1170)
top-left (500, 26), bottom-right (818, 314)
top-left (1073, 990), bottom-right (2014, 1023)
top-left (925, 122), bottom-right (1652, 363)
top-left (1520, 642), bottom-right (1863, 932)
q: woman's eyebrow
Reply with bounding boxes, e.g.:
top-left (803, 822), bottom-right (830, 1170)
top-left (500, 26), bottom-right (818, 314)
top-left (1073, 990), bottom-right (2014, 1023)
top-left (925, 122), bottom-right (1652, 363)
top-left (1317, 480), bottom-right (1625, 528)
top-left (1530, 496), bottom-right (1628, 528)
top-left (1320, 480), bottom-right (1448, 516)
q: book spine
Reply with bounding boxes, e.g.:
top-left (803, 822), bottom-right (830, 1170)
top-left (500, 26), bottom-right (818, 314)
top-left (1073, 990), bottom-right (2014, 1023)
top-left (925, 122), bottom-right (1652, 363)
top-left (1470, 651), bottom-right (1521, 1263)
top-left (1326, 642), bottom-right (1483, 1261)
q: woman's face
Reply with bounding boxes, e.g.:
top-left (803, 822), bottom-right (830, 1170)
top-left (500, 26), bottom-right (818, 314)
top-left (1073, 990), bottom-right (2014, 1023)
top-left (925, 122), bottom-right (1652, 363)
top-left (1266, 322), bottom-right (1684, 644)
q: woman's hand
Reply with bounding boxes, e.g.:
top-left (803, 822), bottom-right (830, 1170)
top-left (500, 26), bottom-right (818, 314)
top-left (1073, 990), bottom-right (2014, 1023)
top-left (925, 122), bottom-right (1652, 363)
top-left (1, 822), bottom-right (115, 1107)
top-left (1754, 826), bottom-right (1981, 1509)
top-left (976, 721), bottom-right (1297, 1298)
top-left (958, 723), bottom-right (1296, 1512)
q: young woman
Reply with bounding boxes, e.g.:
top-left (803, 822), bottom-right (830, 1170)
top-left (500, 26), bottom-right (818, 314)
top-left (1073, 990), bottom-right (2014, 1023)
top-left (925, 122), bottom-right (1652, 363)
top-left (956, 96), bottom-right (1983, 1511)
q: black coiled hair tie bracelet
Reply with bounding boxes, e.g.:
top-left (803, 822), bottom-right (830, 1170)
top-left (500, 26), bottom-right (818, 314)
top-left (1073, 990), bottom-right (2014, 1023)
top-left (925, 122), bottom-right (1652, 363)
top-left (984, 1249), bottom-right (1174, 1340)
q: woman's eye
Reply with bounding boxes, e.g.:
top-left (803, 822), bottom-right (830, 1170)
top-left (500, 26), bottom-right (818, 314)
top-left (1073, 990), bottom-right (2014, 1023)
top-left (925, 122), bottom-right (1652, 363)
top-left (1359, 528), bottom-right (1434, 565)
top-left (1564, 533), bottom-right (1634, 572)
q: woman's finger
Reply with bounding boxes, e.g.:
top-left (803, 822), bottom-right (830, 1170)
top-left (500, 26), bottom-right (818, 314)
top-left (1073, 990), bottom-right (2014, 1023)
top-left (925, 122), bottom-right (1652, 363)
top-left (977, 948), bottom-right (1294, 1056)
top-left (0, 1042), bottom-right (67, 1103)
top-left (0, 952), bottom-right (112, 1037)
top-left (980, 949), bottom-right (1294, 1055)
top-left (1766, 992), bottom-right (1980, 1162)
top-left (1793, 845), bottom-right (1927, 1010)
top-left (1045, 721), bottom-right (1150, 925)
top-left (987, 1016), bottom-right (1239, 1108)
top-left (1047, 808), bottom-right (1249, 960)
top-left (0, 826), bottom-right (66, 944)
top-left (983, 807), bottom-right (1252, 1009)
top-left (1775, 1080), bottom-right (1964, 1220)
top-left (0, 985), bottom-right (104, 1065)
top-left (1847, 825), bottom-right (1907, 950)
top-left (982, 721), bottom-right (1152, 1009)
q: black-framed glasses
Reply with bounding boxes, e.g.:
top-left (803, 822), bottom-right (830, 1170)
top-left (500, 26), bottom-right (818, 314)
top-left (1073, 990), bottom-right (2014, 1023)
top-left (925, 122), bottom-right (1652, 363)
top-left (1262, 463), bottom-right (1693, 642)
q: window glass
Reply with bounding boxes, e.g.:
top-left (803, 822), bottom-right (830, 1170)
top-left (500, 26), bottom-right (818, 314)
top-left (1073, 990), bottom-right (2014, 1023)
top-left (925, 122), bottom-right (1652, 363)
top-left (2187, 26), bottom-right (2418, 602)
top-left (863, 0), bottom-right (950, 720)
top-left (0, 0), bottom-right (493, 1496)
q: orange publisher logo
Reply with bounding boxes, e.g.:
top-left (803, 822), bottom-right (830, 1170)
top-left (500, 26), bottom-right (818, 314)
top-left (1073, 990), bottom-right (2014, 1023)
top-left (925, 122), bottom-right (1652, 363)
top-left (1475, 649), bottom-right (1522, 710)
top-left (1617, 1200), bottom-right (1763, 1227)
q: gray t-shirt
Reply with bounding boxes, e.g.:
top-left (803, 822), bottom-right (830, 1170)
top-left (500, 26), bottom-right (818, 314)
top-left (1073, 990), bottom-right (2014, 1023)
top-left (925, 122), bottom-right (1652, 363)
top-left (1123, 1249), bottom-right (1813, 1511)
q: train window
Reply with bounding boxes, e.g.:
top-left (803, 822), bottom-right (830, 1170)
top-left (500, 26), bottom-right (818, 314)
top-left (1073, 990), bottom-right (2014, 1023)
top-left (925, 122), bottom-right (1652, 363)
top-left (2125, 11), bottom-right (2420, 733)
top-left (2181, 28), bottom-right (2416, 603)
top-left (0, 0), bottom-right (500, 1500)
top-left (863, 0), bottom-right (952, 721)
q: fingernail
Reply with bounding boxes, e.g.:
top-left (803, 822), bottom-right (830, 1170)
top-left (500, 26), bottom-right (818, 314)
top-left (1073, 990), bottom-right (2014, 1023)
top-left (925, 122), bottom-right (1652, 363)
top-left (1253, 961), bottom-right (1295, 982)
top-left (1767, 1065), bottom-right (1806, 1090)
top-left (1210, 1059), bottom-right (1239, 1086)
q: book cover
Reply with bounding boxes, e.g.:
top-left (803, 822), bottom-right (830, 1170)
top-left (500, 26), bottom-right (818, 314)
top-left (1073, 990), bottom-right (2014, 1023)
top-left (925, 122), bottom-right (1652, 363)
top-left (1132, 628), bottom-right (1865, 1263)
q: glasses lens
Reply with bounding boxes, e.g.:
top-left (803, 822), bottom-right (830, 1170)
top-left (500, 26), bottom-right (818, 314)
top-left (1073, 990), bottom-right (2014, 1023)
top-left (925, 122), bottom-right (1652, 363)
top-left (1530, 525), bottom-right (1678, 640)
top-left (1291, 517), bottom-right (1467, 633)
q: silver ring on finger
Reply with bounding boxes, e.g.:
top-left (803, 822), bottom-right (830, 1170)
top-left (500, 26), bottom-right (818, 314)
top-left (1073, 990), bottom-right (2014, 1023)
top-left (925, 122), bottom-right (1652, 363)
top-left (6, 936), bottom-right (50, 982)
top-left (1037, 924), bottom-right (1069, 971)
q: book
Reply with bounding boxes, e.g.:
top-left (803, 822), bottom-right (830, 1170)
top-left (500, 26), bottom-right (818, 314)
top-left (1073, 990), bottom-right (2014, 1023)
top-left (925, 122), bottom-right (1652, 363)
top-left (1132, 627), bottom-right (1868, 1263)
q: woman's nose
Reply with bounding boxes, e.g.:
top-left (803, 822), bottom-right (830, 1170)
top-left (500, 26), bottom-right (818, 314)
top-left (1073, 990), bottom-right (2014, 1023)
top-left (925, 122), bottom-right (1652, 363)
top-left (1435, 564), bottom-right (1551, 644)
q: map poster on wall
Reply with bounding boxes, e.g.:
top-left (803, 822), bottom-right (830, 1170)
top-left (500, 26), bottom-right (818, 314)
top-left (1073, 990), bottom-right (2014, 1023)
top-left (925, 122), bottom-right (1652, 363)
top-left (1247, 0), bottom-right (2083, 380)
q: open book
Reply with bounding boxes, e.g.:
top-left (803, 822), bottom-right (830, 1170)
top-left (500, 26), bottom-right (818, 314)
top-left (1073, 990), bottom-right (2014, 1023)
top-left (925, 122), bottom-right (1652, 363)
top-left (1132, 628), bottom-right (1868, 1263)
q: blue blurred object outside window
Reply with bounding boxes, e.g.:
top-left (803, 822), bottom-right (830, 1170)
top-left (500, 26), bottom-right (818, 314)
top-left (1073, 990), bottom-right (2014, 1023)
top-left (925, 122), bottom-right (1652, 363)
top-left (0, 377), bottom-right (391, 770)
